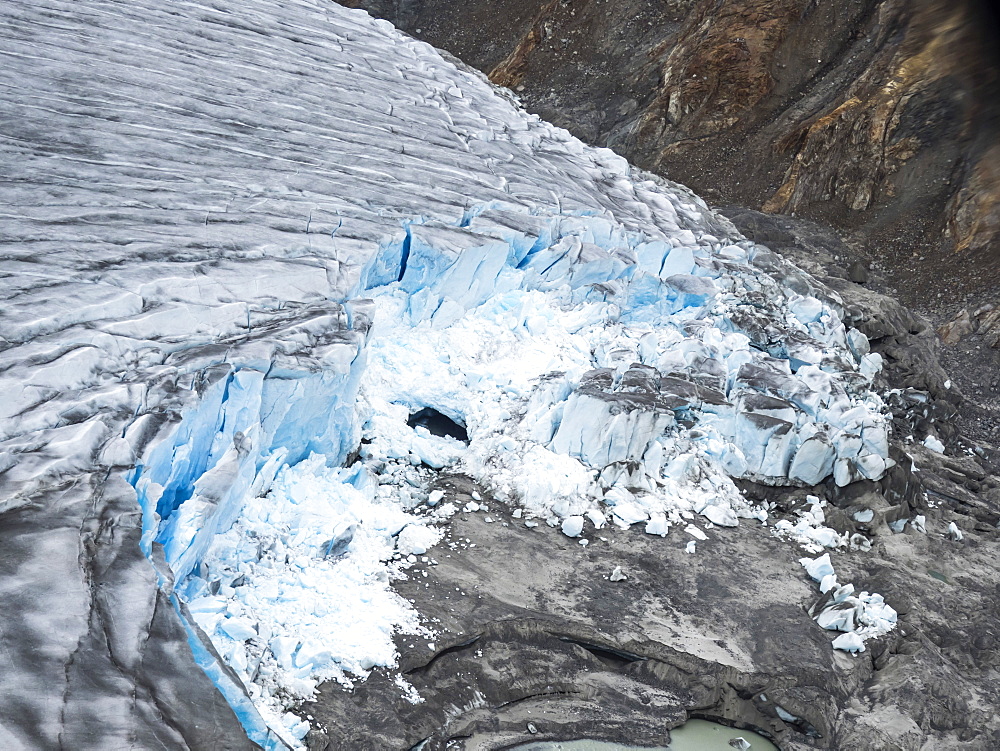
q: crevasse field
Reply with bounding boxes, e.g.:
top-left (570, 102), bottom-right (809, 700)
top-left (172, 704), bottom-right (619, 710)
top-left (1, 1), bottom-right (896, 748)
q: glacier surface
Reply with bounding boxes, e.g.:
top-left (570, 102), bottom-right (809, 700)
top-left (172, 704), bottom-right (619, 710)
top-left (0, 0), bottom-right (896, 747)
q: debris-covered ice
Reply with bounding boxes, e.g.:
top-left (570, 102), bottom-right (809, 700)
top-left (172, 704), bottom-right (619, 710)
top-left (771, 495), bottom-right (849, 553)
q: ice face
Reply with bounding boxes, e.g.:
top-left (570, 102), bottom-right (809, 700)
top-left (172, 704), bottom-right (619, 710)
top-left (0, 0), bottom-right (896, 747)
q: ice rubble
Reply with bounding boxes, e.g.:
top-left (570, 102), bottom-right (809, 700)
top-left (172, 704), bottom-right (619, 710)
top-left (800, 553), bottom-right (898, 653)
top-left (0, 0), bottom-right (899, 745)
top-left (136, 198), bottom-right (897, 744)
top-left (185, 456), bottom-right (445, 744)
top-left (357, 206), bottom-right (894, 534)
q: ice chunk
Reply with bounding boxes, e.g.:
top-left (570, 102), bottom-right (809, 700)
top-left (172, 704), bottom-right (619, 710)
top-left (684, 524), bottom-right (708, 541)
top-left (846, 329), bottom-right (870, 360)
top-left (609, 499), bottom-right (650, 527)
top-left (703, 505), bottom-right (738, 527)
top-left (586, 509), bottom-right (608, 529)
top-left (550, 390), bottom-right (674, 469)
top-left (775, 706), bottom-right (800, 723)
top-left (645, 513), bottom-right (669, 537)
top-left (800, 553), bottom-right (835, 582)
top-left (396, 524), bottom-right (442, 556)
top-left (609, 566), bottom-right (627, 582)
top-left (293, 640), bottom-right (333, 671)
top-left (819, 573), bottom-right (838, 594)
top-left (816, 604), bottom-right (856, 632)
top-left (789, 433), bottom-right (836, 486)
top-left (849, 533), bottom-right (872, 552)
top-left (923, 435), bottom-right (945, 453)
top-left (947, 522), bottom-right (964, 541)
top-left (831, 632), bottom-right (866, 653)
top-left (220, 617), bottom-right (258, 642)
top-left (561, 516), bottom-right (585, 538)
top-left (859, 353), bottom-right (883, 380)
top-left (660, 246), bottom-right (695, 277)
top-left (270, 636), bottom-right (299, 672)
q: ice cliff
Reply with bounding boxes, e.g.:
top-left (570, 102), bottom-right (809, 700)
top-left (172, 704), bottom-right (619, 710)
top-left (0, 1), bottom-right (894, 748)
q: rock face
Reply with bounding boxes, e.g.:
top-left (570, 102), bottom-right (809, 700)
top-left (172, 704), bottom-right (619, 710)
top-left (308, 460), bottom-right (1000, 751)
top-left (344, 0), bottom-right (1000, 302)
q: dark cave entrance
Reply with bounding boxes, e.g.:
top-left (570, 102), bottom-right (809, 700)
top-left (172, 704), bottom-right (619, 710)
top-left (407, 407), bottom-right (469, 442)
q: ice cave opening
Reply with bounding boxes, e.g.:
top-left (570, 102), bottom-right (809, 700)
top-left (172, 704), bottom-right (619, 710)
top-left (407, 407), bottom-right (470, 443)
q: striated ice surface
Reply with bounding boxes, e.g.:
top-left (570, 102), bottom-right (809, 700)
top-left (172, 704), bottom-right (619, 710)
top-left (0, 0), bottom-right (896, 747)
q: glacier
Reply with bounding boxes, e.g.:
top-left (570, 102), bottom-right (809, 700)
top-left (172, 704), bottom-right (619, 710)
top-left (0, 0), bottom-right (898, 748)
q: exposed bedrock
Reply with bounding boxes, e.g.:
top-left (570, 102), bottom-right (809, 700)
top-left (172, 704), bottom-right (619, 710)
top-left (344, 0), bottom-right (1000, 302)
top-left (307, 471), bottom-right (1000, 751)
